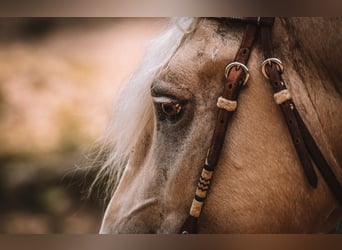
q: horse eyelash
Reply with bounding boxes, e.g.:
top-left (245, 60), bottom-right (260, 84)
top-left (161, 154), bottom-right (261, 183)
top-left (152, 97), bottom-right (184, 122)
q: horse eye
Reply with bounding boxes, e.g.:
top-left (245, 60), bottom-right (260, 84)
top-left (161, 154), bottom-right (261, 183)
top-left (161, 103), bottom-right (182, 116)
top-left (152, 96), bottom-right (185, 121)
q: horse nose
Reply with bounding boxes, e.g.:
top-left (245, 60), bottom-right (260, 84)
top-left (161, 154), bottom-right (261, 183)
top-left (99, 218), bottom-right (160, 234)
top-left (100, 210), bottom-right (161, 233)
top-left (99, 197), bottom-right (164, 233)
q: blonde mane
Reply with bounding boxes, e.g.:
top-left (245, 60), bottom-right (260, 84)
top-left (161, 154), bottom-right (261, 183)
top-left (90, 18), bottom-right (199, 198)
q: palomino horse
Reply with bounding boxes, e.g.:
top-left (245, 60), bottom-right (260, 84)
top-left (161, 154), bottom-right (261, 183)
top-left (97, 17), bottom-right (342, 233)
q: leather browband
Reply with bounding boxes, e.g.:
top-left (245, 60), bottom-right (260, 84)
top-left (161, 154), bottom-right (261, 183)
top-left (180, 17), bottom-right (342, 234)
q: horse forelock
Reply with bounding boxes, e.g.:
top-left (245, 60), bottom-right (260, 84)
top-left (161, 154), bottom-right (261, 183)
top-left (90, 18), bottom-right (200, 199)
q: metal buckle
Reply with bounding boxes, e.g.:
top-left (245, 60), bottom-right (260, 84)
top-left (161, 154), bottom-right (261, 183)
top-left (261, 58), bottom-right (284, 79)
top-left (224, 62), bottom-right (250, 86)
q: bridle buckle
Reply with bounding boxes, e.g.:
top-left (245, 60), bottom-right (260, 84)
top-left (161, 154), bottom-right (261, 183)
top-left (261, 58), bottom-right (284, 79)
top-left (225, 62), bottom-right (250, 86)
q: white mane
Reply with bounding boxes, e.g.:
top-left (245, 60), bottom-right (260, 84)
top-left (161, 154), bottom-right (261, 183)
top-left (91, 18), bottom-right (199, 198)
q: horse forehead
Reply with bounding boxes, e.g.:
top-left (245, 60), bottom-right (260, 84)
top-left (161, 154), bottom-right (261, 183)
top-left (163, 21), bottom-right (240, 84)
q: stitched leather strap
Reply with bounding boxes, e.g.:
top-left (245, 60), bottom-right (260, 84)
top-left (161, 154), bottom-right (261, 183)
top-left (180, 22), bottom-right (259, 234)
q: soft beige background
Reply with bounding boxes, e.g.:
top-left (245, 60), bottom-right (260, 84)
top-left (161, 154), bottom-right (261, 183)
top-left (0, 18), bottom-right (166, 233)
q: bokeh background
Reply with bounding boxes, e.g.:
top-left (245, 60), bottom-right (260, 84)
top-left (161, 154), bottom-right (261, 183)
top-left (0, 18), bottom-right (166, 233)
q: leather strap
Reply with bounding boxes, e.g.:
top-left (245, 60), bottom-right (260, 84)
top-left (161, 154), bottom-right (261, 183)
top-left (260, 19), bottom-right (342, 204)
top-left (213, 17), bottom-right (274, 26)
top-left (180, 22), bottom-right (259, 234)
top-left (180, 17), bottom-right (342, 234)
top-left (293, 108), bottom-right (342, 204)
top-left (261, 20), bottom-right (318, 187)
top-left (207, 24), bottom-right (258, 169)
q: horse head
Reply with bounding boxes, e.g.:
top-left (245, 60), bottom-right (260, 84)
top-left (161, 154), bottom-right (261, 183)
top-left (98, 17), bottom-right (342, 233)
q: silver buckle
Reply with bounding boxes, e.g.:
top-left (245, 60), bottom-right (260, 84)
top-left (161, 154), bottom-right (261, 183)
top-left (224, 62), bottom-right (250, 86)
top-left (261, 58), bottom-right (284, 79)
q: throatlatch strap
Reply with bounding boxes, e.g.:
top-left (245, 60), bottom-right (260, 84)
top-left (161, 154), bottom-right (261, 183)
top-left (180, 22), bottom-right (259, 234)
top-left (260, 19), bottom-right (342, 205)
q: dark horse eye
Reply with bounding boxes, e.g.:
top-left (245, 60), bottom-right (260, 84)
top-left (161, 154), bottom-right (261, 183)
top-left (161, 103), bottom-right (182, 116)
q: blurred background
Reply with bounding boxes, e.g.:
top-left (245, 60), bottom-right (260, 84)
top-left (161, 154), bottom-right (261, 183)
top-left (0, 18), bottom-right (167, 233)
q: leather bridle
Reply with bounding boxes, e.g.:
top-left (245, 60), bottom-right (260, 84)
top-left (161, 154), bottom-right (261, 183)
top-left (180, 17), bottom-right (342, 234)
